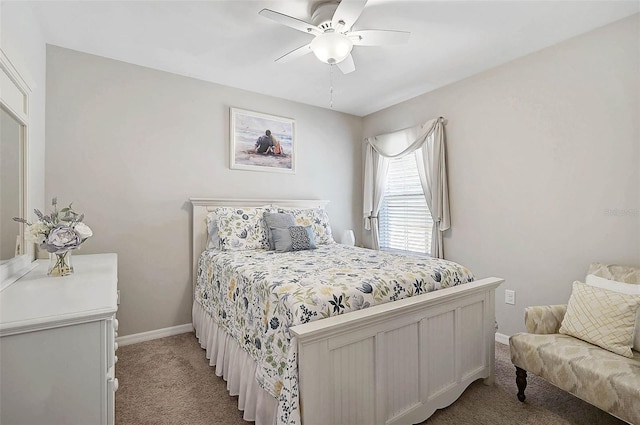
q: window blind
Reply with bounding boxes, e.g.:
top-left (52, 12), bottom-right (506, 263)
top-left (379, 153), bottom-right (433, 255)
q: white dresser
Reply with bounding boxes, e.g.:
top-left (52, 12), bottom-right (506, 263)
top-left (0, 253), bottom-right (119, 425)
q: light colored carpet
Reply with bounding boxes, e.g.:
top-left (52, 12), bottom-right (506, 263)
top-left (115, 333), bottom-right (625, 425)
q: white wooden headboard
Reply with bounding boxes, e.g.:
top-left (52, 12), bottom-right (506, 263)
top-left (189, 198), bottom-right (330, 292)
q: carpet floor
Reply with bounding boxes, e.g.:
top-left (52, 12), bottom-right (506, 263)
top-left (115, 332), bottom-right (625, 425)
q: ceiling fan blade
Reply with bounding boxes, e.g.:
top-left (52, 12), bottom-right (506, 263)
top-left (259, 9), bottom-right (322, 36)
top-left (349, 29), bottom-right (410, 46)
top-left (337, 54), bottom-right (355, 74)
top-left (331, 0), bottom-right (368, 32)
top-left (275, 44), bottom-right (313, 63)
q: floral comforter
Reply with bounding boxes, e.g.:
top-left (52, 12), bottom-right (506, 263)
top-left (195, 244), bottom-right (474, 424)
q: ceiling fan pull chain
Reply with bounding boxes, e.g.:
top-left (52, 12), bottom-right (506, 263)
top-left (329, 64), bottom-right (334, 108)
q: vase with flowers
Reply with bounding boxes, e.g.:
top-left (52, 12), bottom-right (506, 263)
top-left (13, 197), bottom-right (93, 276)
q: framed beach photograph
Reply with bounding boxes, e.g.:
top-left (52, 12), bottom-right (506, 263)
top-left (230, 107), bottom-right (295, 173)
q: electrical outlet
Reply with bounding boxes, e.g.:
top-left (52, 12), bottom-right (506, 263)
top-left (117, 289), bottom-right (121, 305)
top-left (505, 289), bottom-right (515, 305)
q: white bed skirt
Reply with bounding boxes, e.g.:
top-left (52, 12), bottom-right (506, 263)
top-left (192, 301), bottom-right (278, 425)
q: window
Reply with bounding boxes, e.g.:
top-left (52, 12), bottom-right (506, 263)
top-left (379, 153), bottom-right (433, 256)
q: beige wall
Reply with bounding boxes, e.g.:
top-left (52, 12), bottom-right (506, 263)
top-left (45, 46), bottom-right (363, 336)
top-left (362, 15), bottom-right (640, 336)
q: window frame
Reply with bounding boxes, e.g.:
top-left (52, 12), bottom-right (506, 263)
top-left (378, 152), bottom-right (433, 257)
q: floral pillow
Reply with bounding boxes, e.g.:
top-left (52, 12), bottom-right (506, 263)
top-left (276, 207), bottom-right (335, 245)
top-left (214, 206), bottom-right (272, 251)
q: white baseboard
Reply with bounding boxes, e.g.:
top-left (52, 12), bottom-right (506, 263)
top-left (495, 332), bottom-right (510, 345)
top-left (117, 323), bottom-right (193, 347)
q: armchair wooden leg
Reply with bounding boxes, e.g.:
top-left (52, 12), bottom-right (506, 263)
top-left (515, 366), bottom-right (527, 402)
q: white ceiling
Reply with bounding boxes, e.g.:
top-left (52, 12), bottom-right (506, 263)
top-left (18, 0), bottom-right (640, 116)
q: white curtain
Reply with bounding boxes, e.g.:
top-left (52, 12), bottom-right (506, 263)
top-left (362, 143), bottom-right (390, 249)
top-left (363, 118), bottom-right (450, 257)
top-left (414, 121), bottom-right (449, 258)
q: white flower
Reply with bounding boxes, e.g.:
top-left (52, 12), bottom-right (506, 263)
top-left (75, 222), bottom-right (93, 240)
top-left (25, 221), bottom-right (49, 244)
top-left (43, 226), bottom-right (82, 254)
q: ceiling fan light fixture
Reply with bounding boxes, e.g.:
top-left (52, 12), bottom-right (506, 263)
top-left (310, 32), bottom-right (353, 64)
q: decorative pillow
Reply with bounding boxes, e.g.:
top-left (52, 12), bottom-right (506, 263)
top-left (585, 274), bottom-right (640, 352)
top-left (271, 226), bottom-right (317, 252)
top-left (559, 281), bottom-right (640, 357)
top-left (264, 212), bottom-right (296, 250)
top-left (588, 262), bottom-right (640, 284)
top-left (214, 206), bottom-right (272, 251)
top-left (205, 212), bottom-right (220, 250)
top-left (276, 207), bottom-right (334, 245)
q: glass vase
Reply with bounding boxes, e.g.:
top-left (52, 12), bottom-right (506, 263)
top-left (48, 250), bottom-right (74, 277)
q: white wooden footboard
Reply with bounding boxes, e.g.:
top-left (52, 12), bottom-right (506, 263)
top-left (291, 277), bottom-right (503, 425)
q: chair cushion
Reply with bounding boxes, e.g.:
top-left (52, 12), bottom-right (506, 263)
top-left (510, 333), bottom-right (640, 424)
top-left (585, 274), bottom-right (640, 352)
top-left (559, 281), bottom-right (640, 357)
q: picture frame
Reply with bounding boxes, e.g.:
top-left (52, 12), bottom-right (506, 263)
top-left (229, 107), bottom-right (295, 173)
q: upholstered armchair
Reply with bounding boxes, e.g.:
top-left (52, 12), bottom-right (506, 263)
top-left (509, 263), bottom-right (640, 424)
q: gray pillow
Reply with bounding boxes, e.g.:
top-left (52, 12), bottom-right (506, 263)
top-left (271, 226), bottom-right (317, 252)
top-left (264, 212), bottom-right (296, 250)
top-left (206, 218), bottom-right (219, 250)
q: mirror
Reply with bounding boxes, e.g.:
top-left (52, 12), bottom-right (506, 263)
top-left (1, 48), bottom-right (34, 289)
top-left (1, 107), bottom-right (24, 262)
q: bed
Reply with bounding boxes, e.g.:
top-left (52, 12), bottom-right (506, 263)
top-left (190, 198), bottom-right (503, 425)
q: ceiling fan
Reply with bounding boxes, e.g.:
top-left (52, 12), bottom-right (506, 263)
top-left (259, 0), bottom-right (410, 74)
